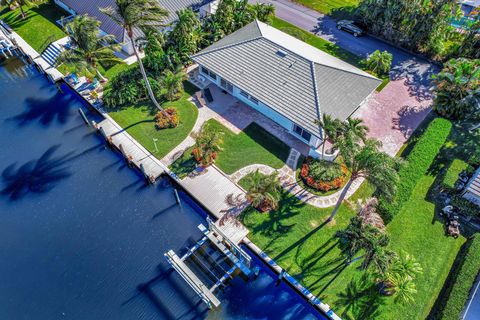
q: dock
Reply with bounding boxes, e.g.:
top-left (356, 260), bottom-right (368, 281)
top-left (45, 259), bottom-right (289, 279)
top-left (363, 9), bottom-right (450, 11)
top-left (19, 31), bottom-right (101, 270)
top-left (0, 20), bottom-right (63, 82)
top-left (95, 116), bottom-right (166, 182)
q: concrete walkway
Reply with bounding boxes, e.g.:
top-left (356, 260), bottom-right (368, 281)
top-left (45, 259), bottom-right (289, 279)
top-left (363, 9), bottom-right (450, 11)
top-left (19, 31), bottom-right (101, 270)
top-left (229, 148), bottom-right (364, 208)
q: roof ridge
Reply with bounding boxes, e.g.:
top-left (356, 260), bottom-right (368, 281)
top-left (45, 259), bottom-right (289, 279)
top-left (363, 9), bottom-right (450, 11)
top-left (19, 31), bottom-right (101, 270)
top-left (192, 36), bottom-right (263, 58)
top-left (314, 62), bottom-right (381, 83)
top-left (256, 20), bottom-right (378, 80)
top-left (310, 62), bottom-right (324, 138)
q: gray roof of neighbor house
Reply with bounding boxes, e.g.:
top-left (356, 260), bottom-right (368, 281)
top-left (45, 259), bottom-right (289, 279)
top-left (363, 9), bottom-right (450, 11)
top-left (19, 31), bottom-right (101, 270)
top-left (192, 20), bottom-right (382, 138)
top-left (58, 0), bottom-right (214, 41)
top-left (465, 167), bottom-right (480, 201)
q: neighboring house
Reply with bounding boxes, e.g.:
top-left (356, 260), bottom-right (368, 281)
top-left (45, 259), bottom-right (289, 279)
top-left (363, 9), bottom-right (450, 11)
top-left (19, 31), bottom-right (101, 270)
top-left (459, 0), bottom-right (480, 16)
top-left (53, 0), bottom-right (219, 54)
top-left (191, 20), bottom-right (381, 159)
top-left (463, 167), bottom-right (480, 207)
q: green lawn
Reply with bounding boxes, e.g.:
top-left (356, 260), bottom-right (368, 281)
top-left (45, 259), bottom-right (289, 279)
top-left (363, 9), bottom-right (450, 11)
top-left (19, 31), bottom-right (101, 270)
top-left (0, 3), bottom-right (67, 52)
top-left (241, 117), bottom-right (479, 319)
top-left (108, 83), bottom-right (199, 159)
top-left (271, 17), bottom-right (390, 91)
top-left (170, 119), bottom-right (291, 176)
top-left (293, 0), bottom-right (360, 18)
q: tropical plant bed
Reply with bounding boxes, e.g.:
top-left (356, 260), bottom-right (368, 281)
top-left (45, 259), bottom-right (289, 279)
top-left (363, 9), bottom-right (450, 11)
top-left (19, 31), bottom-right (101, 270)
top-left (107, 82), bottom-right (198, 159)
top-left (299, 157), bottom-right (349, 194)
top-left (295, 157), bottom-right (351, 196)
top-left (0, 3), bottom-right (67, 52)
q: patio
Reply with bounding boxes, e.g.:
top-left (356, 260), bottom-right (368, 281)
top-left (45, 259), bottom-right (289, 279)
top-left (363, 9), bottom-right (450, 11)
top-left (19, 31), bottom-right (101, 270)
top-left (162, 82), bottom-right (311, 166)
top-left (197, 84), bottom-right (310, 154)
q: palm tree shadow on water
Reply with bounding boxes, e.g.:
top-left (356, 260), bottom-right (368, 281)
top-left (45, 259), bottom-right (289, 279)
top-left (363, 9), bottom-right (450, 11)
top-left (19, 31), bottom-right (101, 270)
top-left (8, 91), bottom-right (77, 127)
top-left (1, 144), bottom-right (102, 201)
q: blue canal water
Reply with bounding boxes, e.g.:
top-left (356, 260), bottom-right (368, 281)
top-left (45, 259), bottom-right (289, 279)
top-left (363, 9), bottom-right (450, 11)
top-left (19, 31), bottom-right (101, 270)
top-left (0, 57), bottom-right (326, 320)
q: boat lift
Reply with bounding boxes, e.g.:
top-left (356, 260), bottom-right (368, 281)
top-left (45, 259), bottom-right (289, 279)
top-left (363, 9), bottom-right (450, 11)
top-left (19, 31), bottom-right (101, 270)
top-left (164, 217), bottom-right (252, 309)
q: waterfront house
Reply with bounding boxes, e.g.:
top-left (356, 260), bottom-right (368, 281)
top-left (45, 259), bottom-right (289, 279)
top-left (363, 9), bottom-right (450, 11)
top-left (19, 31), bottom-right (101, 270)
top-left (53, 0), bottom-right (219, 54)
top-left (191, 20), bottom-right (381, 159)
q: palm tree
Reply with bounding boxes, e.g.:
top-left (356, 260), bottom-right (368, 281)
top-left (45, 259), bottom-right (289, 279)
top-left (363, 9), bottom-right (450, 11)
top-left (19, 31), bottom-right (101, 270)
top-left (336, 216), bottom-right (393, 271)
top-left (162, 70), bottom-right (185, 101)
top-left (366, 50), bottom-right (393, 77)
top-left (100, 0), bottom-right (169, 111)
top-left (327, 138), bottom-right (401, 222)
top-left (432, 58), bottom-right (480, 120)
top-left (343, 118), bottom-right (369, 143)
top-left (249, 3), bottom-right (275, 24)
top-left (56, 15), bottom-right (124, 82)
top-left (169, 8), bottom-right (201, 64)
top-left (386, 273), bottom-right (417, 304)
top-left (243, 170), bottom-right (281, 212)
top-left (315, 114), bottom-right (343, 159)
top-left (192, 124), bottom-right (224, 167)
top-left (390, 251), bottom-right (423, 280)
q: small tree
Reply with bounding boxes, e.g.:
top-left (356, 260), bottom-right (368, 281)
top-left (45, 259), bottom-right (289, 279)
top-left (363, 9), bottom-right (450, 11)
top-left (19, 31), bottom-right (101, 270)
top-left (161, 70), bottom-right (185, 101)
top-left (101, 0), bottom-right (169, 112)
top-left (432, 58), bottom-right (480, 120)
top-left (327, 137), bottom-right (401, 222)
top-left (168, 8), bottom-right (202, 65)
top-left (249, 3), bottom-right (275, 24)
top-left (315, 113), bottom-right (343, 158)
top-left (192, 125), bottom-right (224, 167)
top-left (56, 15), bottom-right (124, 81)
top-left (243, 170), bottom-right (281, 212)
top-left (366, 50), bottom-right (393, 77)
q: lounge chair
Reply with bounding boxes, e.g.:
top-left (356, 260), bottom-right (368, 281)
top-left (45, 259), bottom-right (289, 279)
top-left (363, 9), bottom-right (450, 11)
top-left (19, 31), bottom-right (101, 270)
top-left (66, 73), bottom-right (79, 85)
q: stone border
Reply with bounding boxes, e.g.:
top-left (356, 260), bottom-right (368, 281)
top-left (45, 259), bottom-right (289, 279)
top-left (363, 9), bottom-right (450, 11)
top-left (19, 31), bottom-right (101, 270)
top-left (229, 148), bottom-right (364, 208)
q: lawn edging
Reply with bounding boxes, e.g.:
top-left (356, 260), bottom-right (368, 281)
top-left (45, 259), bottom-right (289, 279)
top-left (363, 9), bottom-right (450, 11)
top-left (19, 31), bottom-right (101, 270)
top-left (431, 235), bottom-right (480, 319)
top-left (378, 117), bottom-right (452, 223)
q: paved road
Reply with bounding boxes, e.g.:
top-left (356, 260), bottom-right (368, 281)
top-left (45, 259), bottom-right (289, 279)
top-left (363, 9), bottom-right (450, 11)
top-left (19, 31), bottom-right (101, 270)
top-left (250, 0), bottom-right (437, 96)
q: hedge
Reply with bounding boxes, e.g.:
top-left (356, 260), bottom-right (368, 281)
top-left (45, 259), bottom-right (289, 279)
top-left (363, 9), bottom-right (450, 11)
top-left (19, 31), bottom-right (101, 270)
top-left (443, 159), bottom-right (469, 189)
top-left (378, 118), bottom-right (452, 223)
top-left (436, 235), bottom-right (480, 319)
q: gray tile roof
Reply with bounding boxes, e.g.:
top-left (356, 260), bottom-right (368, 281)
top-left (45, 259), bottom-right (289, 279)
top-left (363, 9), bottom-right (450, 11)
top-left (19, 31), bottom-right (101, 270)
top-left (58, 0), bottom-right (215, 41)
top-left (192, 20), bottom-right (382, 138)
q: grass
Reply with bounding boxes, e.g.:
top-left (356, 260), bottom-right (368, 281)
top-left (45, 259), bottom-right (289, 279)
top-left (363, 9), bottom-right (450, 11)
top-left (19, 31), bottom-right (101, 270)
top-left (170, 119), bottom-right (290, 176)
top-left (271, 17), bottom-right (390, 91)
top-left (0, 2), bottom-right (67, 52)
top-left (292, 0), bottom-right (360, 17)
top-left (241, 117), bottom-right (479, 319)
top-left (107, 82), bottom-right (199, 159)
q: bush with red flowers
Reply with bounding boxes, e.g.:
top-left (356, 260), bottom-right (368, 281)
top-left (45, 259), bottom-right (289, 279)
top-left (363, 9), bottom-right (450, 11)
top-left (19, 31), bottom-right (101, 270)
top-left (155, 108), bottom-right (179, 129)
top-left (300, 157), bottom-right (348, 192)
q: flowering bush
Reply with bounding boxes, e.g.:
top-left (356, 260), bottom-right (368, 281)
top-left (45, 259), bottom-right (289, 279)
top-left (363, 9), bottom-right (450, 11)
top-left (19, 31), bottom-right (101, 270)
top-left (300, 157), bottom-right (347, 192)
top-left (155, 108), bottom-right (179, 129)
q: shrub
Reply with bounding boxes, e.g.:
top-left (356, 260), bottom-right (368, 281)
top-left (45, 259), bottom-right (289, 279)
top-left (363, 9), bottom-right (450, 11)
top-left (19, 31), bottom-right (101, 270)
top-left (300, 157), bottom-right (347, 192)
top-left (155, 108), bottom-right (179, 129)
top-left (451, 195), bottom-right (480, 217)
top-left (443, 159), bottom-right (469, 190)
top-left (366, 50), bottom-right (393, 77)
top-left (378, 118), bottom-right (452, 223)
top-left (435, 235), bottom-right (480, 320)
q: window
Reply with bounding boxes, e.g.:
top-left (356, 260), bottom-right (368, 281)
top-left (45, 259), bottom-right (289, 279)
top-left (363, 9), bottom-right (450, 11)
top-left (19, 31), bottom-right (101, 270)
top-left (249, 96), bottom-right (259, 105)
top-left (220, 78), bottom-right (233, 93)
top-left (200, 66), bottom-right (217, 81)
top-left (293, 124), bottom-right (312, 142)
top-left (240, 90), bottom-right (249, 99)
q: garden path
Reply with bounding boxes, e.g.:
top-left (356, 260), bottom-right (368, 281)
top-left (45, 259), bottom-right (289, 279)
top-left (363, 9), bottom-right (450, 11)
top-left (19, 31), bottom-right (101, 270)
top-left (229, 149), bottom-right (365, 208)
